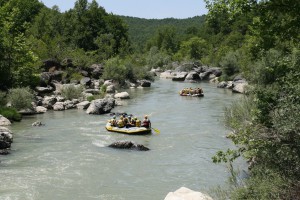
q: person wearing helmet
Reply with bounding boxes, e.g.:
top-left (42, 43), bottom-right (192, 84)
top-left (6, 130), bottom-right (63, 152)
top-left (128, 116), bottom-right (136, 127)
top-left (135, 117), bottom-right (141, 127)
top-left (122, 114), bottom-right (129, 128)
top-left (126, 115), bottom-right (132, 128)
top-left (109, 115), bottom-right (117, 126)
top-left (117, 116), bottom-right (125, 128)
top-left (142, 115), bottom-right (151, 128)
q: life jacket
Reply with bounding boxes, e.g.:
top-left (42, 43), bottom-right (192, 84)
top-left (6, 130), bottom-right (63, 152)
top-left (117, 119), bottom-right (124, 128)
top-left (136, 120), bottom-right (141, 127)
top-left (111, 119), bottom-right (117, 126)
top-left (130, 119), bottom-right (136, 126)
top-left (142, 119), bottom-right (150, 128)
top-left (123, 117), bottom-right (128, 125)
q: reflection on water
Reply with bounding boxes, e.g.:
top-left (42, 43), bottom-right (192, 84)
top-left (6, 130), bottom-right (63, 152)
top-left (0, 79), bottom-right (243, 200)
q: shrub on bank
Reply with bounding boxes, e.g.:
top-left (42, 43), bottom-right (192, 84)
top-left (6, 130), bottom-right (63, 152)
top-left (61, 85), bottom-right (83, 100)
top-left (0, 107), bottom-right (22, 122)
top-left (7, 87), bottom-right (34, 110)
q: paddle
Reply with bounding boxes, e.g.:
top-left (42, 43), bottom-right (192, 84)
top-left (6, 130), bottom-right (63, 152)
top-left (151, 127), bottom-right (160, 134)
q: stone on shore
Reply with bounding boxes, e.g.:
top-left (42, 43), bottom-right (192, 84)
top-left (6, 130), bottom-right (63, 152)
top-left (0, 115), bottom-right (11, 126)
top-left (53, 102), bottom-right (65, 111)
top-left (232, 81), bottom-right (248, 94)
top-left (172, 72), bottom-right (188, 81)
top-left (164, 187), bottom-right (213, 200)
top-left (160, 70), bottom-right (175, 79)
top-left (138, 80), bottom-right (151, 87)
top-left (35, 106), bottom-right (47, 114)
top-left (106, 85), bottom-right (115, 93)
top-left (76, 101), bottom-right (90, 110)
top-left (185, 72), bottom-right (201, 81)
top-left (114, 92), bottom-right (130, 99)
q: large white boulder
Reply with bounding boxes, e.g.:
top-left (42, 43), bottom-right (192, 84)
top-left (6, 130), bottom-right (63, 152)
top-left (164, 187), bottom-right (213, 200)
top-left (160, 70), bottom-right (175, 79)
top-left (86, 98), bottom-right (115, 114)
top-left (53, 102), bottom-right (65, 111)
top-left (232, 82), bottom-right (248, 94)
top-left (35, 106), bottom-right (47, 113)
top-left (0, 115), bottom-right (11, 126)
top-left (114, 92), bottom-right (130, 99)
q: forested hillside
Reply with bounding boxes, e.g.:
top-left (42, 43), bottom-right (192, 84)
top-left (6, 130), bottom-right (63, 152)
top-left (119, 15), bottom-right (205, 51)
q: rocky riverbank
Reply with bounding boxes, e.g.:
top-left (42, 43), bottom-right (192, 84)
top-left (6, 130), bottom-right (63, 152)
top-left (155, 62), bottom-right (249, 94)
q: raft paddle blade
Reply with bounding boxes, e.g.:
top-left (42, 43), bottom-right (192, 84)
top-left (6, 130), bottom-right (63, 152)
top-left (152, 127), bottom-right (160, 134)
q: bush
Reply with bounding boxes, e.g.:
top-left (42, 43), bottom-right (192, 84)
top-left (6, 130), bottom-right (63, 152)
top-left (61, 85), bottom-right (83, 100)
top-left (231, 167), bottom-right (292, 200)
top-left (70, 72), bottom-right (83, 82)
top-left (146, 46), bottom-right (171, 69)
top-left (0, 107), bottom-right (22, 122)
top-left (219, 50), bottom-right (240, 80)
top-left (87, 96), bottom-right (95, 102)
top-left (102, 57), bottom-right (129, 85)
top-left (7, 87), bottom-right (34, 110)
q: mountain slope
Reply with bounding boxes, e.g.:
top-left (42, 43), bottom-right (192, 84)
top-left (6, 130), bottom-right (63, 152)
top-left (119, 15), bottom-right (206, 49)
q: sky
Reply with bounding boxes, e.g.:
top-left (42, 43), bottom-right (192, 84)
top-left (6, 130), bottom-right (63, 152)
top-left (40, 0), bottom-right (208, 19)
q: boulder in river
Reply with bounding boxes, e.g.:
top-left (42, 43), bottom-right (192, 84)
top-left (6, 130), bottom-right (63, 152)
top-left (32, 121), bottom-right (45, 126)
top-left (108, 141), bottom-right (150, 151)
top-left (138, 80), bottom-right (151, 87)
top-left (86, 98), bottom-right (115, 114)
top-left (0, 126), bottom-right (13, 149)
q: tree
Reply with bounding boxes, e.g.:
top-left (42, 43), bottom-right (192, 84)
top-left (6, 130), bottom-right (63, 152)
top-left (177, 37), bottom-right (209, 60)
top-left (105, 14), bottom-right (130, 55)
top-left (0, 6), bottom-right (39, 89)
top-left (147, 26), bottom-right (179, 54)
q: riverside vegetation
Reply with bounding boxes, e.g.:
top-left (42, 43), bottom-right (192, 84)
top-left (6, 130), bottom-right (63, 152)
top-left (0, 0), bottom-right (299, 199)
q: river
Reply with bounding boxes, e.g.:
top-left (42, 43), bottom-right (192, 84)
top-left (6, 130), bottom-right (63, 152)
top-left (0, 79), bottom-right (243, 200)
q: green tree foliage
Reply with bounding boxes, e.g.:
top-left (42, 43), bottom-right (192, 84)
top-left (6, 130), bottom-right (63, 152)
top-left (176, 37), bottom-right (209, 61)
top-left (0, 4), bottom-right (39, 89)
top-left (146, 26), bottom-right (179, 54)
top-left (120, 16), bottom-right (205, 52)
top-left (219, 50), bottom-right (241, 80)
top-left (146, 46), bottom-right (171, 69)
top-left (246, 0), bottom-right (300, 55)
top-left (102, 56), bottom-right (154, 85)
top-left (102, 57), bottom-right (132, 85)
top-left (205, 0), bottom-right (300, 198)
